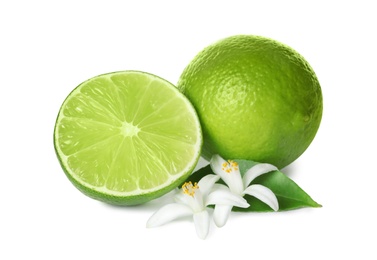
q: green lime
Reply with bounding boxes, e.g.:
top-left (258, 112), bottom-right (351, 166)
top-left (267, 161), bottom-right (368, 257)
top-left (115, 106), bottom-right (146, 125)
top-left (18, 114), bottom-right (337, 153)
top-left (54, 71), bottom-right (202, 205)
top-left (177, 35), bottom-right (322, 169)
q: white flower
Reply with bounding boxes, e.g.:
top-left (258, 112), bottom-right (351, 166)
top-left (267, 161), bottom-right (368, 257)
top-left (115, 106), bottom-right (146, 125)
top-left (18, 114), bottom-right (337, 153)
top-left (146, 174), bottom-right (249, 239)
top-left (210, 154), bottom-right (279, 227)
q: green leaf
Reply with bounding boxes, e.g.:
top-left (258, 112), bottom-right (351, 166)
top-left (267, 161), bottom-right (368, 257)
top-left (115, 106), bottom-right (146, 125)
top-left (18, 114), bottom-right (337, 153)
top-left (186, 160), bottom-right (321, 212)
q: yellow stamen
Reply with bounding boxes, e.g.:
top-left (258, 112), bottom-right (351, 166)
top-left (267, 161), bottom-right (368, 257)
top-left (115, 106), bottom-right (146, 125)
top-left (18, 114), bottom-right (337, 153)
top-left (222, 159), bottom-right (239, 174)
top-left (182, 181), bottom-right (199, 197)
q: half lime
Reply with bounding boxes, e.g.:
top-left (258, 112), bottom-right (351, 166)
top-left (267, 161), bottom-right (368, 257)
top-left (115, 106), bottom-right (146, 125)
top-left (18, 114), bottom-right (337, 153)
top-left (54, 71), bottom-right (202, 205)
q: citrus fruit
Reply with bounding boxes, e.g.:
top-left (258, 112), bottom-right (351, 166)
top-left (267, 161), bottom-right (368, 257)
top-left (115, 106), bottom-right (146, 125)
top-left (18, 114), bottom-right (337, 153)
top-left (54, 71), bottom-right (202, 205)
top-left (177, 35), bottom-right (322, 169)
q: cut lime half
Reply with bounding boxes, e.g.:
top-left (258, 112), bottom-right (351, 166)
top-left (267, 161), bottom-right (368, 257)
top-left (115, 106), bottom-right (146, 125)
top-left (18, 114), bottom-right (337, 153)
top-left (54, 71), bottom-right (202, 205)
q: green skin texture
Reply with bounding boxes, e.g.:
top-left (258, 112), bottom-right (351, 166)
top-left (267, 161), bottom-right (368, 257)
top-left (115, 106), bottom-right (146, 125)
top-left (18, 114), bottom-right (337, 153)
top-left (177, 35), bottom-right (323, 169)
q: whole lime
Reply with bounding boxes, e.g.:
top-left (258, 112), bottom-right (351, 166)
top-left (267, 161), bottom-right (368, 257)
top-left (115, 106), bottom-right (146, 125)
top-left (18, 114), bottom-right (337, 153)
top-left (177, 35), bottom-right (322, 169)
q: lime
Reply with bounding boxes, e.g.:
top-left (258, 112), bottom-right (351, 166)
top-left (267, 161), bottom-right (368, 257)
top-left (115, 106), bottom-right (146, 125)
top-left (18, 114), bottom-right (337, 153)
top-left (177, 35), bottom-right (322, 169)
top-left (54, 71), bottom-right (202, 205)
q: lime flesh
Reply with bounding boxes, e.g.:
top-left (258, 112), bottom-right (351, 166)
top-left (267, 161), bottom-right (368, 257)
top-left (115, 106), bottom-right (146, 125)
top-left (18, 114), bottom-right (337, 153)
top-left (54, 71), bottom-right (202, 205)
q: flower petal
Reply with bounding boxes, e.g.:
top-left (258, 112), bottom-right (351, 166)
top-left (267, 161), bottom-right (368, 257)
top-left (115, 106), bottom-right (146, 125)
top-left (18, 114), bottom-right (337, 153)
top-left (197, 174), bottom-right (220, 197)
top-left (174, 191), bottom-right (202, 212)
top-left (146, 203), bottom-right (193, 228)
top-left (242, 163), bottom-right (278, 188)
top-left (210, 154), bottom-right (244, 194)
top-left (213, 204), bottom-right (233, 228)
top-left (243, 184), bottom-right (279, 211)
top-left (206, 187), bottom-right (249, 208)
top-left (210, 154), bottom-right (229, 179)
top-left (213, 183), bottom-right (229, 191)
top-left (193, 210), bottom-right (210, 239)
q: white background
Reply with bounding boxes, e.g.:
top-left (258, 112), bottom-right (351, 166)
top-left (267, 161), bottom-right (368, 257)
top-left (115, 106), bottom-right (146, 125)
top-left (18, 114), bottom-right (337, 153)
top-left (1, 0), bottom-right (376, 259)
